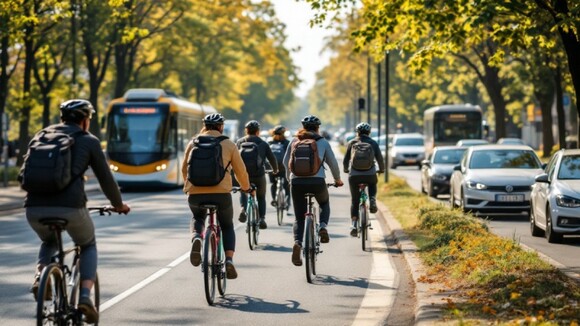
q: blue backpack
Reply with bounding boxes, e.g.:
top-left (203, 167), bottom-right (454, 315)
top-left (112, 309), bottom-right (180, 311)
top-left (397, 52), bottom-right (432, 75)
top-left (270, 142), bottom-right (286, 164)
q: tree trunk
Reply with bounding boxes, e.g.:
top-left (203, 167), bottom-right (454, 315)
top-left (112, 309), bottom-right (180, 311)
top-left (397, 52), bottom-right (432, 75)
top-left (555, 66), bottom-right (566, 149)
top-left (89, 83), bottom-right (101, 138)
top-left (482, 64), bottom-right (506, 140)
top-left (557, 21), bottom-right (580, 147)
top-left (114, 43), bottom-right (128, 98)
top-left (42, 94), bottom-right (50, 128)
top-left (0, 35), bottom-right (9, 150)
top-left (538, 93), bottom-right (554, 157)
top-left (17, 33), bottom-right (35, 166)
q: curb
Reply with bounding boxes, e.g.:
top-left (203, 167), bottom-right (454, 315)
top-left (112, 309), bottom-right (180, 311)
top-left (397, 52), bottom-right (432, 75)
top-left (376, 200), bottom-right (449, 326)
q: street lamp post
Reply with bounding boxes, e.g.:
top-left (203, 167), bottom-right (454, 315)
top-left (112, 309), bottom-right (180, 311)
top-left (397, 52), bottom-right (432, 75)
top-left (367, 54), bottom-right (371, 124)
top-left (384, 51), bottom-right (390, 183)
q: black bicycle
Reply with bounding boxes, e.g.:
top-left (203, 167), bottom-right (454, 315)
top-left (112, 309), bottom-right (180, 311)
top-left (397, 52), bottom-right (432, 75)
top-left (35, 206), bottom-right (115, 326)
top-left (303, 184), bottom-right (336, 283)
top-left (273, 174), bottom-right (289, 226)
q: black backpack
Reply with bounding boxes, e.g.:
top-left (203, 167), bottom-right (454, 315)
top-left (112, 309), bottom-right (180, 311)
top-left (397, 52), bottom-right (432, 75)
top-left (270, 141), bottom-right (286, 165)
top-left (19, 128), bottom-right (84, 194)
top-left (351, 141), bottom-right (375, 171)
top-left (187, 135), bottom-right (229, 186)
top-left (239, 141), bottom-right (263, 177)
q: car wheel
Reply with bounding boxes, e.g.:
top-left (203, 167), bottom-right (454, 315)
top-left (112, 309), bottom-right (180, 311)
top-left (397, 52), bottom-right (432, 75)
top-left (391, 163), bottom-right (397, 169)
top-left (420, 178), bottom-right (427, 194)
top-left (529, 206), bottom-right (543, 237)
top-left (460, 190), bottom-right (469, 213)
top-left (450, 186), bottom-right (457, 208)
top-left (427, 180), bottom-right (436, 198)
top-left (545, 208), bottom-right (563, 243)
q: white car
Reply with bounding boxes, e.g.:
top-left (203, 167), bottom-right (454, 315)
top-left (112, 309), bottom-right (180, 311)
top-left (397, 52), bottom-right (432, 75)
top-left (530, 149), bottom-right (580, 243)
top-left (389, 133), bottom-right (425, 169)
top-left (449, 145), bottom-right (544, 214)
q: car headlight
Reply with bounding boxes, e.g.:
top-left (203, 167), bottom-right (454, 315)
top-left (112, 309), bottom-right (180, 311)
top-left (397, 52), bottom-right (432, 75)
top-left (431, 174), bottom-right (446, 181)
top-left (556, 194), bottom-right (580, 208)
top-left (466, 181), bottom-right (487, 190)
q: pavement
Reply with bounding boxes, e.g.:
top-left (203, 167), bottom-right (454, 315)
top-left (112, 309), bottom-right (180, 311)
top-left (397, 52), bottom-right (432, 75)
top-left (0, 181), bottom-right (444, 326)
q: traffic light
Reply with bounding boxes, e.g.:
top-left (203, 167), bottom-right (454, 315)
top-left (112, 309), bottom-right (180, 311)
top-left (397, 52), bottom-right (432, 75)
top-left (358, 98), bottom-right (365, 111)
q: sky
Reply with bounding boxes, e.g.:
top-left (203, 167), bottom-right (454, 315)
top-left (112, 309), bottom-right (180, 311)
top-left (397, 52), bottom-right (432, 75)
top-left (270, 0), bottom-right (334, 98)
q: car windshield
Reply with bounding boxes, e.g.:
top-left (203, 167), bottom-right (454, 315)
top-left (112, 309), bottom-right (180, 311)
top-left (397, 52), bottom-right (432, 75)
top-left (395, 138), bottom-right (423, 146)
top-left (558, 155), bottom-right (580, 180)
top-left (469, 150), bottom-right (541, 169)
top-left (433, 148), bottom-right (466, 164)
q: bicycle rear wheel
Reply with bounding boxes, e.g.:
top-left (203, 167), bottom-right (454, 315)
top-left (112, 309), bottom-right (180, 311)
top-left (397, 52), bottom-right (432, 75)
top-left (247, 203), bottom-right (255, 250)
top-left (304, 216), bottom-right (316, 283)
top-left (276, 189), bottom-right (285, 226)
top-left (36, 264), bottom-right (65, 326)
top-left (203, 229), bottom-right (217, 305)
top-left (252, 203), bottom-right (259, 246)
top-left (360, 205), bottom-right (368, 251)
top-left (70, 262), bottom-right (100, 325)
top-left (217, 235), bottom-right (227, 296)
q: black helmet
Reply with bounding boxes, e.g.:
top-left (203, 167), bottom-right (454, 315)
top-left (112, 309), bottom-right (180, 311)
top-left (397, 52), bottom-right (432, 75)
top-left (273, 125), bottom-right (286, 135)
top-left (203, 113), bottom-right (225, 125)
top-left (356, 122), bottom-right (371, 134)
top-left (301, 115), bottom-right (321, 127)
top-left (245, 120), bottom-right (260, 129)
top-left (60, 99), bottom-right (95, 122)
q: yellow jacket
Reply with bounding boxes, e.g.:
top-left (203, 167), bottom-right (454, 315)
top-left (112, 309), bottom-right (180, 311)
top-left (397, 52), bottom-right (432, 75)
top-left (182, 130), bottom-right (250, 194)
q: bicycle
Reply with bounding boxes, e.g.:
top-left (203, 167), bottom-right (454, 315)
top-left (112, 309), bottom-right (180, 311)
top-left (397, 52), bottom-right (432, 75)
top-left (237, 184), bottom-right (259, 250)
top-left (303, 183), bottom-right (336, 283)
top-left (273, 174), bottom-right (289, 226)
top-left (35, 206), bottom-right (114, 326)
top-left (198, 203), bottom-right (227, 306)
top-left (356, 183), bottom-right (373, 251)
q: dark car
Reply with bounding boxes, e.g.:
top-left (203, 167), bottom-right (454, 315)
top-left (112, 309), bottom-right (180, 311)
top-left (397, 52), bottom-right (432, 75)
top-left (421, 146), bottom-right (467, 197)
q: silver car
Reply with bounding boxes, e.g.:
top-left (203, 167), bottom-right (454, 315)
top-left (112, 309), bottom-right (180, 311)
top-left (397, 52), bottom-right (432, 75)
top-left (530, 149), bottom-right (580, 243)
top-left (449, 145), bottom-right (544, 214)
top-left (389, 133), bottom-right (425, 169)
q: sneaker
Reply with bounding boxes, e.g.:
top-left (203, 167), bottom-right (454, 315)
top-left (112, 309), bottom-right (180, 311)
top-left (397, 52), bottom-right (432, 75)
top-left (259, 218), bottom-right (267, 229)
top-left (369, 197), bottom-right (378, 213)
top-left (238, 209), bottom-right (247, 223)
top-left (350, 226), bottom-right (358, 237)
top-left (319, 227), bottom-right (330, 243)
top-left (78, 296), bottom-right (99, 324)
top-left (271, 200), bottom-right (277, 207)
top-left (225, 261), bottom-right (238, 279)
top-left (291, 243), bottom-right (303, 266)
top-left (30, 273), bottom-right (52, 300)
top-left (190, 236), bottom-right (202, 267)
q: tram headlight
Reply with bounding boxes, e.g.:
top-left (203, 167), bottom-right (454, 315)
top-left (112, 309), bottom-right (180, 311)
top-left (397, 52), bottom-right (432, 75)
top-left (155, 164), bottom-right (167, 171)
top-left (109, 164), bottom-right (119, 172)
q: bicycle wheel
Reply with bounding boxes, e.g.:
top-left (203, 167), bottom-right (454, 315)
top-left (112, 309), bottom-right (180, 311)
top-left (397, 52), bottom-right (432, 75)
top-left (304, 216), bottom-right (316, 283)
top-left (203, 229), bottom-right (216, 305)
top-left (70, 262), bottom-right (100, 325)
top-left (360, 205), bottom-right (368, 251)
top-left (217, 234), bottom-right (227, 296)
top-left (276, 189), bottom-right (285, 226)
top-left (247, 203), bottom-right (255, 250)
top-left (36, 264), bottom-right (65, 326)
top-left (252, 203), bottom-right (259, 246)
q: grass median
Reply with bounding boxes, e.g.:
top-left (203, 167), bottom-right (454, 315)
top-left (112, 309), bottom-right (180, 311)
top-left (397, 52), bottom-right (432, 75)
top-left (377, 176), bottom-right (580, 325)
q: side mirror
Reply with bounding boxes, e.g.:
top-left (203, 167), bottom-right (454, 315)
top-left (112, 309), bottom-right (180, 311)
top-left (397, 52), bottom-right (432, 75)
top-left (535, 173), bottom-right (549, 183)
top-left (453, 164), bottom-right (461, 171)
top-left (541, 163), bottom-right (547, 170)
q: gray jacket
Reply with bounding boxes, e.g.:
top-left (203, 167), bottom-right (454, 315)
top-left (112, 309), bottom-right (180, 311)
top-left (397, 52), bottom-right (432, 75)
top-left (283, 132), bottom-right (341, 181)
top-left (24, 123), bottom-right (123, 208)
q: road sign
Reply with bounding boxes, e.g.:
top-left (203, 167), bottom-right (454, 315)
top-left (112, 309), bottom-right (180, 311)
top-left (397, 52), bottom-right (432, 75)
top-left (563, 94), bottom-right (571, 107)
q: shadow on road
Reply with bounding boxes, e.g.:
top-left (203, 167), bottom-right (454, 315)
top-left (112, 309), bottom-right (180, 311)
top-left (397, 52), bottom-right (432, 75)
top-left (258, 243), bottom-right (291, 252)
top-left (217, 294), bottom-right (308, 314)
top-left (314, 274), bottom-right (392, 290)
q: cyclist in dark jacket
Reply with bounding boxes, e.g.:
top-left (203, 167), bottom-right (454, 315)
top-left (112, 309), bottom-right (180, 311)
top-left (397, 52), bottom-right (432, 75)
top-left (23, 99), bottom-right (130, 324)
top-left (267, 125), bottom-right (291, 208)
top-left (236, 120), bottom-right (278, 229)
top-left (343, 122), bottom-right (385, 236)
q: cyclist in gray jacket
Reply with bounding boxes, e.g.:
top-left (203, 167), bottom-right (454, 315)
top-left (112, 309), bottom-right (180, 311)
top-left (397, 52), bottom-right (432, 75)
top-left (283, 115), bottom-right (343, 267)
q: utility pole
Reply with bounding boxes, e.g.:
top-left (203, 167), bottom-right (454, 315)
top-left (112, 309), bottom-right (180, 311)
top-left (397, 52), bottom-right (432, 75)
top-left (384, 52), bottom-right (390, 183)
top-left (377, 60), bottom-right (381, 144)
top-left (367, 54), bottom-right (371, 124)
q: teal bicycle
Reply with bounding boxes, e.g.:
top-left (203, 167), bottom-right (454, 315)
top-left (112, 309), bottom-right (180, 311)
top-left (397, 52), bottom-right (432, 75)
top-left (235, 185), bottom-right (259, 250)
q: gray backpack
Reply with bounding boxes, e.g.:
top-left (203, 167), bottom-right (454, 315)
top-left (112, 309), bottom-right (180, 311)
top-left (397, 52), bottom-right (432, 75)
top-left (350, 141), bottom-right (375, 171)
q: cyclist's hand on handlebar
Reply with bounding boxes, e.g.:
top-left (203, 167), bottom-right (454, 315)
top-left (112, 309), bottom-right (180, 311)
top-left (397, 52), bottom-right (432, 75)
top-left (334, 179), bottom-right (344, 187)
top-left (112, 203), bottom-right (131, 215)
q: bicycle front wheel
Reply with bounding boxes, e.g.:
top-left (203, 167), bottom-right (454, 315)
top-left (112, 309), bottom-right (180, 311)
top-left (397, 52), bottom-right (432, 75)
top-left (304, 216), bottom-right (316, 283)
top-left (360, 205), bottom-right (369, 251)
top-left (217, 234), bottom-right (227, 296)
top-left (70, 263), bottom-right (100, 325)
top-left (247, 203), bottom-right (255, 250)
top-left (203, 229), bottom-right (217, 305)
top-left (276, 189), bottom-right (285, 226)
top-left (36, 264), bottom-right (65, 326)
top-left (252, 203), bottom-right (259, 246)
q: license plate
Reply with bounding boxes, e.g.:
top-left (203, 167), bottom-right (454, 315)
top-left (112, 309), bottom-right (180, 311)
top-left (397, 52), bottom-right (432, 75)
top-left (405, 159), bottom-right (416, 164)
top-left (496, 194), bottom-right (524, 202)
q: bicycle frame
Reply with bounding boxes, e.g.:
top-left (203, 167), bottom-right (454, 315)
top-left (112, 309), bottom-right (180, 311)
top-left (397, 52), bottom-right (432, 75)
top-left (201, 205), bottom-right (226, 305)
top-left (245, 192), bottom-right (259, 250)
top-left (275, 175), bottom-right (287, 225)
top-left (303, 193), bottom-right (320, 283)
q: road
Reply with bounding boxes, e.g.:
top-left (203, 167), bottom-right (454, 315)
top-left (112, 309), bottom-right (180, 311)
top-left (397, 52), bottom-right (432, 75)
top-left (0, 171), bottom-right (410, 325)
top-left (391, 166), bottom-right (580, 278)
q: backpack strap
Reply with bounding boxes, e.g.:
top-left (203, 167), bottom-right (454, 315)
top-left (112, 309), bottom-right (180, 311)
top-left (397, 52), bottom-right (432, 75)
top-left (216, 135), bottom-right (231, 171)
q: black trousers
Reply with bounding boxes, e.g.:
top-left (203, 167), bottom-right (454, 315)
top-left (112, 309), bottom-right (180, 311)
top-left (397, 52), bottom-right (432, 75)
top-left (348, 174), bottom-right (377, 218)
top-left (188, 193), bottom-right (235, 251)
top-left (291, 178), bottom-right (329, 244)
top-left (240, 175), bottom-right (267, 219)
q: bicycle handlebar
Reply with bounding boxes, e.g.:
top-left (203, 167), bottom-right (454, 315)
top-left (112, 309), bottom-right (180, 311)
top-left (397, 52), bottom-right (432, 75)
top-left (231, 184), bottom-right (258, 193)
top-left (88, 206), bottom-right (129, 216)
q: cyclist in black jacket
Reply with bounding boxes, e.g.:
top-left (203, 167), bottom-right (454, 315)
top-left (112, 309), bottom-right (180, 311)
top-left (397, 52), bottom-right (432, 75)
top-left (23, 99), bottom-right (130, 324)
top-left (267, 125), bottom-right (291, 208)
top-left (343, 122), bottom-right (385, 236)
top-left (236, 120), bottom-right (278, 229)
